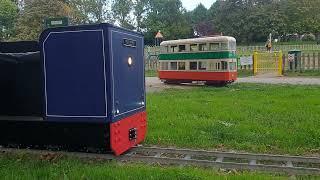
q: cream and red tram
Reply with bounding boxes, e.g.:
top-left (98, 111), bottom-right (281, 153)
top-left (158, 36), bottom-right (237, 85)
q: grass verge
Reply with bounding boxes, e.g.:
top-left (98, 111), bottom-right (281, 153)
top-left (146, 83), bottom-right (320, 155)
top-left (145, 70), bottom-right (157, 77)
top-left (237, 69), bottom-right (254, 77)
top-left (284, 70), bottom-right (320, 77)
top-left (0, 152), bottom-right (290, 179)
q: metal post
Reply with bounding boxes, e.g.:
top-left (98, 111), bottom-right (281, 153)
top-left (253, 52), bottom-right (258, 75)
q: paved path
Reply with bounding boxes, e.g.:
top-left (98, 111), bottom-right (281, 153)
top-left (146, 77), bottom-right (320, 92)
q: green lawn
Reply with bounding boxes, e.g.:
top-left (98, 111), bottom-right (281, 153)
top-left (284, 70), bottom-right (320, 77)
top-left (237, 69), bottom-right (254, 77)
top-left (146, 84), bottom-right (320, 155)
top-left (145, 70), bottom-right (157, 77)
top-left (0, 153), bottom-right (289, 179)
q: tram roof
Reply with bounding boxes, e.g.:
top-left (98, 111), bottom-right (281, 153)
top-left (160, 36), bottom-right (236, 46)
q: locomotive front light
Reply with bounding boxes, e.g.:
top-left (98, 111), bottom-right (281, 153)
top-left (128, 56), bottom-right (133, 66)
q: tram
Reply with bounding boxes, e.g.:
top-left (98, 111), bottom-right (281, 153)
top-left (158, 36), bottom-right (237, 85)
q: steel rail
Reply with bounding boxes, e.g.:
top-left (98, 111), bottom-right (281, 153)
top-left (1, 147), bottom-right (320, 175)
top-left (132, 147), bottom-right (320, 164)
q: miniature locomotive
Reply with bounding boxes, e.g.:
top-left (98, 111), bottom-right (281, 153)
top-left (0, 24), bottom-right (147, 155)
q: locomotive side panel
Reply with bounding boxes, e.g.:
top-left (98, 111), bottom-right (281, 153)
top-left (42, 29), bottom-right (108, 122)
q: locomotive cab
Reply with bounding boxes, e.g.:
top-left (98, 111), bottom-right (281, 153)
top-left (0, 24), bottom-right (147, 155)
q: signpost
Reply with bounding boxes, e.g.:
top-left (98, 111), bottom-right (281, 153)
top-left (44, 17), bottom-right (69, 29)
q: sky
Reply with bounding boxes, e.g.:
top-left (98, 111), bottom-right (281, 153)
top-left (181, 0), bottom-right (215, 11)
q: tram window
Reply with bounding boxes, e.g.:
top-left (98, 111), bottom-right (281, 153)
top-left (209, 43), bottom-right (220, 51)
top-left (190, 62), bottom-right (197, 70)
top-left (178, 62), bottom-right (186, 70)
top-left (170, 62), bottom-right (177, 70)
top-left (221, 61), bottom-right (228, 70)
top-left (198, 61), bottom-right (207, 70)
top-left (216, 62), bottom-right (220, 70)
top-left (160, 62), bottom-right (169, 70)
top-left (221, 43), bottom-right (228, 50)
top-left (161, 46), bottom-right (168, 53)
top-left (229, 42), bottom-right (236, 51)
top-left (190, 44), bottom-right (197, 51)
top-left (209, 62), bottom-right (215, 71)
top-left (170, 45), bottom-right (178, 52)
top-left (199, 44), bottom-right (207, 51)
top-left (229, 62), bottom-right (236, 70)
top-left (179, 45), bottom-right (186, 52)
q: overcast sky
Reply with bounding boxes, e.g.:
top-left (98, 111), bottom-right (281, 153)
top-left (181, 0), bottom-right (215, 11)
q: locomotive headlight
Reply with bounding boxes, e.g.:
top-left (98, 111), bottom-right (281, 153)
top-left (128, 56), bottom-right (133, 66)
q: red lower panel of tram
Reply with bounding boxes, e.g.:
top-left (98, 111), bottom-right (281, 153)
top-left (158, 71), bottom-right (237, 83)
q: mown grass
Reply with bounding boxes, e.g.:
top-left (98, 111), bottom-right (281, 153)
top-left (145, 70), bottom-right (157, 77)
top-left (284, 70), bottom-right (320, 77)
top-left (0, 153), bottom-right (287, 179)
top-left (237, 69), bottom-right (254, 77)
top-left (146, 83), bottom-right (320, 155)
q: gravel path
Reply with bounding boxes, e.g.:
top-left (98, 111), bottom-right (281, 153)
top-left (146, 76), bottom-right (320, 92)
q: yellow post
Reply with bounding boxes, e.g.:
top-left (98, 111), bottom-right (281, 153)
top-left (253, 52), bottom-right (258, 75)
top-left (278, 51), bottom-right (283, 76)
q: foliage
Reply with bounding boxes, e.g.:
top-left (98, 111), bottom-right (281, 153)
top-left (13, 0), bottom-right (71, 41)
top-left (111, 0), bottom-right (134, 29)
top-left (143, 0), bottom-right (193, 45)
top-left (68, 0), bottom-right (111, 24)
top-left (4, 0), bottom-right (320, 44)
top-left (0, 0), bottom-right (18, 41)
top-left (301, 33), bottom-right (316, 41)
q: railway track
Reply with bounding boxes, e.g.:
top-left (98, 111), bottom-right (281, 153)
top-left (1, 146), bottom-right (320, 175)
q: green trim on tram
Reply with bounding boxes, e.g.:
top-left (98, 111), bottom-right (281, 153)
top-left (159, 51), bottom-right (237, 60)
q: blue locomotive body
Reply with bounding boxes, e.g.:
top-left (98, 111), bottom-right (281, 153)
top-left (0, 24), bottom-right (147, 155)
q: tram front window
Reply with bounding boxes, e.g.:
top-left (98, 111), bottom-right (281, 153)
top-left (221, 43), bottom-right (228, 50)
top-left (229, 62), bottom-right (237, 70)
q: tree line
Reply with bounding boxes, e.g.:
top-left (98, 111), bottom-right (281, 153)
top-left (0, 0), bottom-right (319, 44)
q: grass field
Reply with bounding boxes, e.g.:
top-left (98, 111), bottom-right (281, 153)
top-left (146, 83), bottom-right (320, 155)
top-left (0, 153), bottom-right (288, 180)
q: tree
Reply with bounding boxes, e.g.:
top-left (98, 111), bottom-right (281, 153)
top-left (189, 3), bottom-right (208, 24)
top-left (0, 0), bottom-right (18, 41)
top-left (69, 0), bottom-right (111, 24)
top-left (285, 0), bottom-right (320, 35)
top-left (143, 0), bottom-right (193, 45)
top-left (111, 0), bottom-right (134, 29)
top-left (133, 0), bottom-right (148, 32)
top-left (13, 0), bottom-right (71, 41)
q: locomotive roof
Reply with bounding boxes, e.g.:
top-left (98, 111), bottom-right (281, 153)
top-left (160, 36), bottom-right (236, 46)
